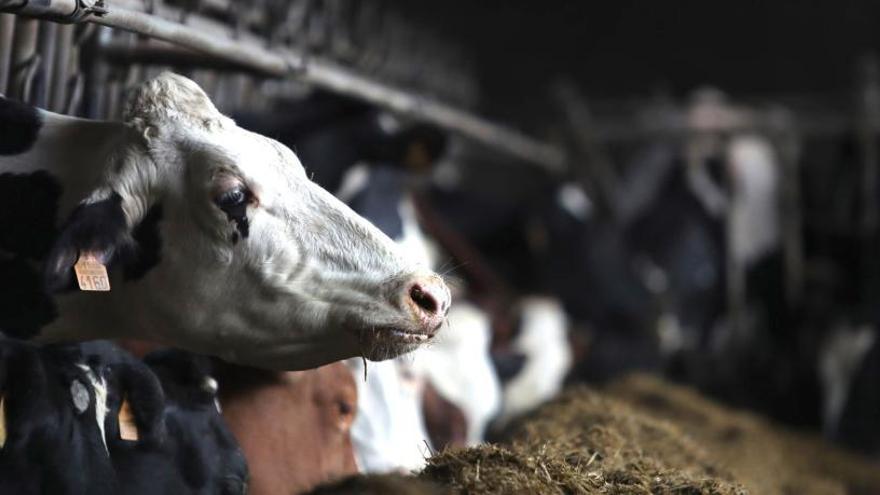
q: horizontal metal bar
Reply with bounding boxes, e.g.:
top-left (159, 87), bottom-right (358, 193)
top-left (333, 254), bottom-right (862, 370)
top-left (303, 61), bottom-right (567, 171)
top-left (1, 0), bottom-right (105, 23)
top-left (3, 0), bottom-right (567, 172)
top-left (90, 4), bottom-right (291, 75)
top-left (94, 38), bottom-right (269, 73)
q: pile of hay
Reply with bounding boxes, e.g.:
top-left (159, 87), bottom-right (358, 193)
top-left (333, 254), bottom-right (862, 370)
top-left (418, 387), bottom-right (745, 494)
top-left (606, 374), bottom-right (880, 495)
top-left (310, 375), bottom-right (880, 495)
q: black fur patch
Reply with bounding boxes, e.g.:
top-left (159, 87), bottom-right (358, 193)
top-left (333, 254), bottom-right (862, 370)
top-left (0, 171), bottom-right (62, 259)
top-left (143, 350), bottom-right (217, 413)
top-left (491, 351), bottom-right (528, 383)
top-left (46, 195), bottom-right (167, 290)
top-left (0, 258), bottom-right (59, 339)
top-left (120, 349), bottom-right (248, 494)
top-left (0, 340), bottom-right (120, 494)
top-left (0, 96), bottom-right (43, 155)
top-left (0, 172), bottom-right (63, 338)
top-left (124, 204), bottom-right (163, 281)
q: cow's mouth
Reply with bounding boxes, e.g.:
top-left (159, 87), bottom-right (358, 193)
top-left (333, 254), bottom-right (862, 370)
top-left (386, 328), bottom-right (433, 343)
top-left (373, 325), bottom-right (436, 343)
top-left (355, 324), bottom-right (438, 361)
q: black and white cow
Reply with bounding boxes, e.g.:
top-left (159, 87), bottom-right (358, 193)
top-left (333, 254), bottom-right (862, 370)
top-left (0, 341), bottom-right (117, 495)
top-left (235, 92), bottom-right (446, 196)
top-left (0, 72), bottom-right (450, 370)
top-left (0, 340), bottom-right (248, 494)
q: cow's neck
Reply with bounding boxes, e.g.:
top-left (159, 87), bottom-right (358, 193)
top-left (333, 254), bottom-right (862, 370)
top-left (1, 110), bottom-right (130, 340)
top-left (2, 112), bottom-right (127, 214)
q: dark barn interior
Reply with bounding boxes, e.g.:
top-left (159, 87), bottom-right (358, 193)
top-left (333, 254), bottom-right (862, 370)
top-left (1, 1), bottom-right (880, 494)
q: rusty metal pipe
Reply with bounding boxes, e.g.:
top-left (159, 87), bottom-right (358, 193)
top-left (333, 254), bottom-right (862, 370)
top-left (0, 14), bottom-right (15, 93)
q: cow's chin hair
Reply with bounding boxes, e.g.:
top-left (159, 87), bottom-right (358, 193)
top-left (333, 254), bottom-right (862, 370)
top-left (357, 327), bottom-right (426, 362)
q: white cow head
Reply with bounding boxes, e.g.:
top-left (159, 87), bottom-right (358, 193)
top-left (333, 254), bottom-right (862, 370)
top-left (42, 73), bottom-right (450, 369)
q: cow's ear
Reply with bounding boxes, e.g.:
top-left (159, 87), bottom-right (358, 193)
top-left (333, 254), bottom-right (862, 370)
top-left (116, 361), bottom-right (166, 445)
top-left (44, 192), bottom-right (131, 293)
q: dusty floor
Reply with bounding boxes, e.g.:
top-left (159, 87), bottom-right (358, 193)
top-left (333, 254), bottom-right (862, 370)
top-left (309, 375), bottom-right (880, 494)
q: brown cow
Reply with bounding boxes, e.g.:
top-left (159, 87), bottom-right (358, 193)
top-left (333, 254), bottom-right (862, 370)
top-left (119, 341), bottom-right (359, 494)
top-left (216, 363), bottom-right (359, 495)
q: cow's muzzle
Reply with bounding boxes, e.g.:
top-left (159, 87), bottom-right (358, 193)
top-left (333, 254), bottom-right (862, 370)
top-left (404, 273), bottom-right (450, 337)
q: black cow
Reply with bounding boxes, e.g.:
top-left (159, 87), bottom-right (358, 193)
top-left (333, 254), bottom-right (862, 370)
top-left (0, 340), bottom-right (247, 494)
top-left (109, 348), bottom-right (248, 495)
top-left (0, 340), bottom-right (117, 495)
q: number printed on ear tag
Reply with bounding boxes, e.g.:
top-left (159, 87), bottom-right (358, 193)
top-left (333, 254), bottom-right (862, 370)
top-left (74, 252), bottom-right (110, 292)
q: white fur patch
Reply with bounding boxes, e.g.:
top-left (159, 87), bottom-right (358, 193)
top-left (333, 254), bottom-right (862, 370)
top-left (556, 183), bottom-right (593, 221)
top-left (335, 163), bottom-right (371, 204)
top-left (76, 364), bottom-right (109, 455)
top-left (819, 325), bottom-right (876, 436)
top-left (346, 357), bottom-right (430, 473)
top-left (498, 297), bottom-right (572, 425)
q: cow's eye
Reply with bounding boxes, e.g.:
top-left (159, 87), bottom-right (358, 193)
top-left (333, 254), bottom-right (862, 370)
top-left (215, 188), bottom-right (248, 209)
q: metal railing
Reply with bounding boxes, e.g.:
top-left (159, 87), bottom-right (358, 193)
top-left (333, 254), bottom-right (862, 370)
top-left (0, 0), bottom-right (568, 172)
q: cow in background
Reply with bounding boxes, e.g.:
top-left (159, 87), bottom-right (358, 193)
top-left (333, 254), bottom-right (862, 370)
top-left (0, 341), bottom-right (118, 494)
top-left (411, 301), bottom-right (501, 446)
top-left (217, 363), bottom-right (359, 494)
top-left (426, 168), bottom-right (655, 389)
top-left (830, 324), bottom-right (880, 456)
top-left (0, 340), bottom-right (248, 494)
top-left (109, 347), bottom-right (249, 495)
top-left (493, 297), bottom-right (572, 426)
top-left (121, 338), bottom-right (361, 495)
top-left (239, 98), bottom-right (495, 470)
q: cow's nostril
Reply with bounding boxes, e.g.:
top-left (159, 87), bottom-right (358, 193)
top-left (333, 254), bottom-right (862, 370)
top-left (410, 284), bottom-right (439, 315)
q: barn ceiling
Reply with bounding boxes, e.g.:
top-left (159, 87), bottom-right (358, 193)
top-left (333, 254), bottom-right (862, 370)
top-left (395, 1), bottom-right (880, 124)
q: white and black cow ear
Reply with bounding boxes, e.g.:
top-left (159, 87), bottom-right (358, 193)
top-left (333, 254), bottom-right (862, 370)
top-left (122, 72), bottom-right (229, 134)
top-left (43, 193), bottom-right (132, 293)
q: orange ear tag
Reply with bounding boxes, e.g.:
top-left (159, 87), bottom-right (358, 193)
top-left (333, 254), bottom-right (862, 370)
top-left (74, 252), bottom-right (110, 292)
top-left (0, 396), bottom-right (6, 448)
top-left (118, 398), bottom-right (139, 441)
